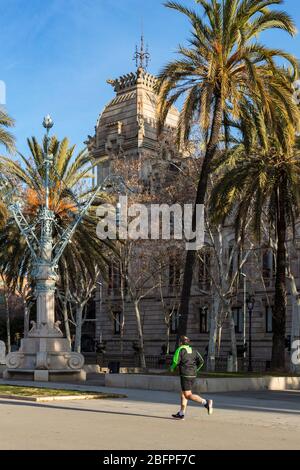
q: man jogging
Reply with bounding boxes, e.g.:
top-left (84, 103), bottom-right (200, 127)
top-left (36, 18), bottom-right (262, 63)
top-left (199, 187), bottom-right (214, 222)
top-left (170, 336), bottom-right (213, 419)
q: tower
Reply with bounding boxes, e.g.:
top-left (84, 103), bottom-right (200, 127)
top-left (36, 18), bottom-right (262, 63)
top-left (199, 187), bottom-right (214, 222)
top-left (86, 37), bottom-right (179, 184)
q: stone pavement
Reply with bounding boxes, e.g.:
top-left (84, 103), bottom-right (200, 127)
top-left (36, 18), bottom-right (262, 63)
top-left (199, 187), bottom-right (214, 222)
top-left (0, 380), bottom-right (299, 450)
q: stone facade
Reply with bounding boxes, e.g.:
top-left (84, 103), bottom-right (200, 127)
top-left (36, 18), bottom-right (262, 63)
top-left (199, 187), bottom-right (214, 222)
top-left (87, 65), bottom-right (300, 370)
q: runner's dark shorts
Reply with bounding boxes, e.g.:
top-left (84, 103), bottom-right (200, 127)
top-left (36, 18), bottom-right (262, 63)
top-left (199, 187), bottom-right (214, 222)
top-left (180, 376), bottom-right (196, 392)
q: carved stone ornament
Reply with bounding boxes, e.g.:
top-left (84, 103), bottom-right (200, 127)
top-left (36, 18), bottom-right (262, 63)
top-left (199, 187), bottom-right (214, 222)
top-left (6, 352), bottom-right (24, 369)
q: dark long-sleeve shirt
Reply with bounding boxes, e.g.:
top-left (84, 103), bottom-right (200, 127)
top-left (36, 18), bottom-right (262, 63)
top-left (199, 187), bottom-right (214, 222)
top-left (170, 345), bottom-right (204, 377)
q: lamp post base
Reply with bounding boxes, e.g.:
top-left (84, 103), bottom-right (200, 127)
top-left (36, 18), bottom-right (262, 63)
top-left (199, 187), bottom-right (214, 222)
top-left (3, 368), bottom-right (87, 383)
top-left (4, 332), bottom-right (86, 383)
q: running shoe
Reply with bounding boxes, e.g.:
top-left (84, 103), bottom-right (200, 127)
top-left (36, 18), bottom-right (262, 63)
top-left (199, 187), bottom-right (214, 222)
top-left (204, 399), bottom-right (213, 415)
top-left (172, 412), bottom-right (185, 420)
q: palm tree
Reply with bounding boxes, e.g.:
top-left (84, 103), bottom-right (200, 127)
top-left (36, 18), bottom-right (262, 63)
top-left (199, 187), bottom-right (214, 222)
top-left (157, 0), bottom-right (298, 339)
top-left (0, 109), bottom-right (15, 154)
top-left (0, 110), bottom-right (15, 226)
top-left (0, 136), bottom-right (113, 342)
top-left (210, 102), bottom-right (300, 370)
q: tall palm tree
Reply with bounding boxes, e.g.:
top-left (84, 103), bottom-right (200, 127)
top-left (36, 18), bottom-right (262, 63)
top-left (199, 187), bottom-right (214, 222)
top-left (210, 102), bottom-right (300, 370)
top-left (0, 136), bottom-right (113, 334)
top-left (157, 0), bottom-right (298, 338)
top-left (0, 109), bottom-right (15, 154)
top-left (0, 109), bottom-right (15, 225)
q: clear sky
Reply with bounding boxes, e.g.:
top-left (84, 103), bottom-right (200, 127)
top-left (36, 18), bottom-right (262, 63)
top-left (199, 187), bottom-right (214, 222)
top-left (1, 0), bottom-right (300, 156)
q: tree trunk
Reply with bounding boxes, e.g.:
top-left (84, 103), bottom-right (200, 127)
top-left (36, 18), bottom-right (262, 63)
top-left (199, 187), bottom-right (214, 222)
top-left (120, 317), bottom-right (125, 355)
top-left (207, 296), bottom-right (219, 371)
top-left (217, 326), bottom-right (223, 356)
top-left (229, 309), bottom-right (238, 372)
top-left (120, 273), bottom-right (126, 355)
top-left (23, 301), bottom-right (30, 339)
top-left (75, 304), bottom-right (83, 353)
top-left (5, 292), bottom-right (11, 354)
top-left (166, 322), bottom-right (170, 355)
top-left (134, 301), bottom-right (146, 368)
top-left (62, 301), bottom-right (72, 348)
top-left (271, 183), bottom-right (287, 370)
top-left (177, 94), bottom-right (223, 340)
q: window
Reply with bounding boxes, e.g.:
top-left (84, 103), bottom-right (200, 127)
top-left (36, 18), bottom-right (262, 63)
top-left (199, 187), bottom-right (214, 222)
top-left (232, 307), bottom-right (243, 334)
top-left (171, 310), bottom-right (180, 334)
top-left (198, 251), bottom-right (211, 289)
top-left (200, 307), bottom-right (209, 334)
top-left (99, 161), bottom-right (110, 184)
top-left (85, 297), bottom-right (96, 320)
top-left (262, 250), bottom-right (275, 280)
top-left (108, 263), bottom-right (121, 292)
top-left (114, 311), bottom-right (123, 335)
top-left (266, 306), bottom-right (273, 333)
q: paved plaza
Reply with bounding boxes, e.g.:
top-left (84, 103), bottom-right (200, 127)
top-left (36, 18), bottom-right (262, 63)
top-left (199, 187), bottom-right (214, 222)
top-left (0, 381), bottom-right (299, 450)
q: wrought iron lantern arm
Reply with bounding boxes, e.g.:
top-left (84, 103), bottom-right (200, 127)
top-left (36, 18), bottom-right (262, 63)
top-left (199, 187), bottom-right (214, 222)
top-left (51, 174), bottom-right (128, 267)
top-left (8, 202), bottom-right (40, 262)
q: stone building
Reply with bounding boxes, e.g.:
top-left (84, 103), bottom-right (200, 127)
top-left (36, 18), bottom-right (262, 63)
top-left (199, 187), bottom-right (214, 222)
top-left (86, 64), bottom-right (179, 185)
top-left (86, 52), bottom-right (300, 371)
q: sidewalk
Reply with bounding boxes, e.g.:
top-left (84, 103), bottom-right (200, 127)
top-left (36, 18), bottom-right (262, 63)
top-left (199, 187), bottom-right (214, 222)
top-left (0, 379), bottom-right (299, 450)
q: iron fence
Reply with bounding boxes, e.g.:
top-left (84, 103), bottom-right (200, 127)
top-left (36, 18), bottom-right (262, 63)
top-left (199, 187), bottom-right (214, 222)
top-left (87, 352), bottom-right (270, 373)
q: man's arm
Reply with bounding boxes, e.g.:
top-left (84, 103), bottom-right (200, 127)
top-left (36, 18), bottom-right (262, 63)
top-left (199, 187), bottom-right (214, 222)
top-left (170, 347), bottom-right (181, 372)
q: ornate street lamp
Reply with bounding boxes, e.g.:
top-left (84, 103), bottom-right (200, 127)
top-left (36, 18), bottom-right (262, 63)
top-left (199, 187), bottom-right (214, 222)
top-left (247, 296), bottom-right (255, 373)
top-left (4, 116), bottom-right (127, 383)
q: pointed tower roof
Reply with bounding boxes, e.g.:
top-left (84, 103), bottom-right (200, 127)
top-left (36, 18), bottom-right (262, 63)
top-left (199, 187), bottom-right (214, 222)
top-left (87, 41), bottom-right (179, 163)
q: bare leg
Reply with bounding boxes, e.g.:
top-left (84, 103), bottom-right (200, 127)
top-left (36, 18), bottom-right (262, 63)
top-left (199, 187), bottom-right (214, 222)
top-left (180, 392), bottom-right (188, 414)
top-left (184, 391), bottom-right (206, 405)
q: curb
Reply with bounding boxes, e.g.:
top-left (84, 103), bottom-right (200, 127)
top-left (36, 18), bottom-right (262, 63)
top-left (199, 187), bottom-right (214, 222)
top-left (0, 393), bottom-right (127, 402)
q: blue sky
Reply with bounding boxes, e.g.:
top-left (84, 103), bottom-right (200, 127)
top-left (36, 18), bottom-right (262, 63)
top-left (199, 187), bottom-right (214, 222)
top-left (1, 0), bottom-right (300, 156)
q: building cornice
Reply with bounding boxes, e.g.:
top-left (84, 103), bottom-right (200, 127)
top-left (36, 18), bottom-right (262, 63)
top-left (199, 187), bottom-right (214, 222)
top-left (107, 67), bottom-right (157, 94)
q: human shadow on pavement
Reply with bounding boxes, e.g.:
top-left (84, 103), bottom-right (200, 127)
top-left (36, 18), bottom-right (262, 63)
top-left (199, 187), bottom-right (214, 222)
top-left (1, 390), bottom-right (299, 417)
top-left (0, 399), bottom-right (176, 420)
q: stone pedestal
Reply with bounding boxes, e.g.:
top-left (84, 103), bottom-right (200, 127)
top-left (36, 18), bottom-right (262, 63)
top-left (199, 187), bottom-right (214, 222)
top-left (4, 322), bottom-right (86, 383)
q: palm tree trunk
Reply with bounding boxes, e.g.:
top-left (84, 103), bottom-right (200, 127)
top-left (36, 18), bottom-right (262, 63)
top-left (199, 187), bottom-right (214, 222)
top-left (177, 94), bottom-right (223, 339)
top-left (272, 184), bottom-right (287, 370)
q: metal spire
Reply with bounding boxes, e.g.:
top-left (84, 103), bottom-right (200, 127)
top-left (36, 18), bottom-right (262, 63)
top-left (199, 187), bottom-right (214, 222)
top-left (133, 34), bottom-right (150, 70)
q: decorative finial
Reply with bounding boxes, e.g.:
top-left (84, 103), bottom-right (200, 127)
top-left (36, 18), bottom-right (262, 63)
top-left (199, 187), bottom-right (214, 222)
top-left (43, 115), bottom-right (54, 130)
top-left (133, 34), bottom-right (150, 70)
